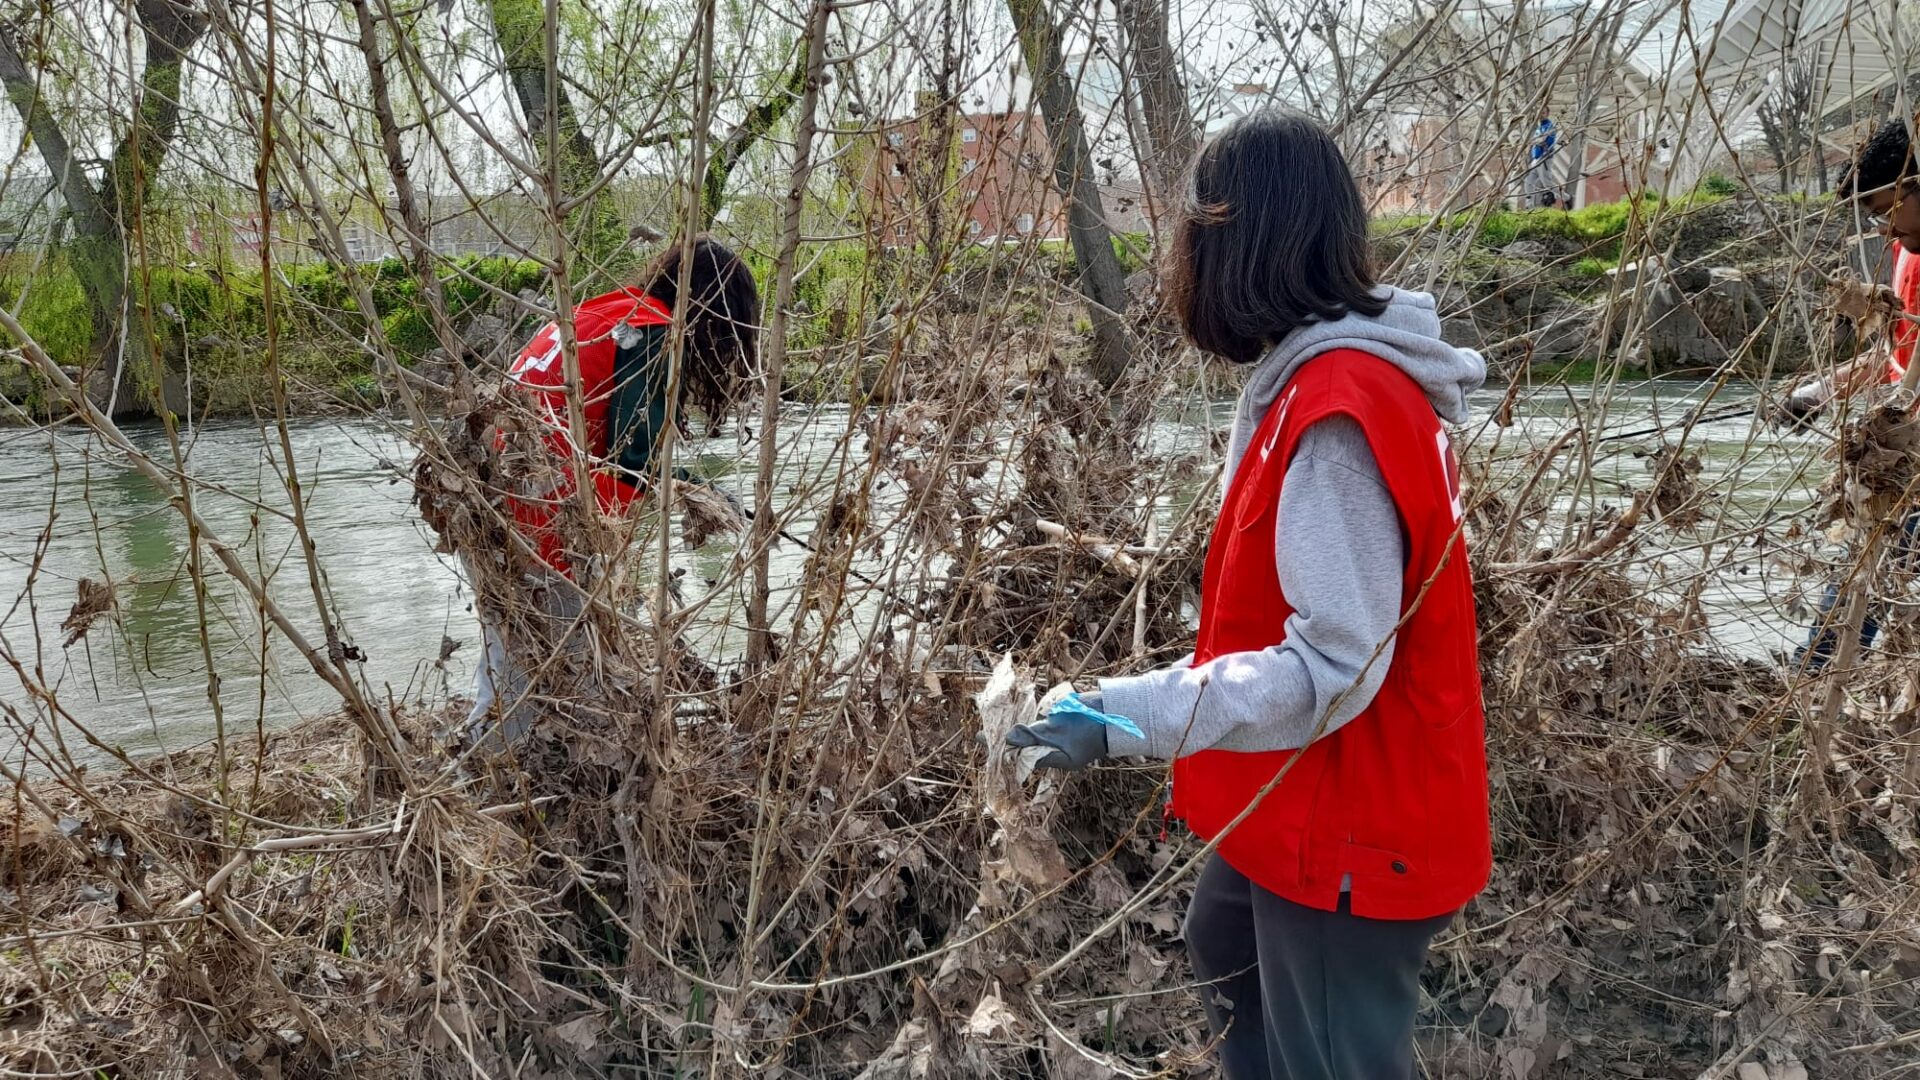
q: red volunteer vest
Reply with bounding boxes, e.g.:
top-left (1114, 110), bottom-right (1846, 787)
top-left (503, 288), bottom-right (670, 575)
top-left (1171, 350), bottom-right (1491, 920)
top-left (1891, 245), bottom-right (1919, 384)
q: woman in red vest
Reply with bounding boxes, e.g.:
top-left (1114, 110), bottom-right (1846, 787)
top-left (1007, 112), bottom-right (1490, 1078)
top-left (467, 236), bottom-right (758, 746)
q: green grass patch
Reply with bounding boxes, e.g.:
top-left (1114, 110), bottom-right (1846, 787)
top-left (1528, 357), bottom-right (1653, 383)
top-left (1374, 192), bottom-right (1737, 252)
top-left (0, 251), bottom-right (547, 416)
top-left (1571, 255), bottom-right (1616, 279)
top-left (0, 253), bottom-right (94, 365)
top-left (5, 251), bottom-right (545, 364)
top-left (1370, 213), bottom-right (1430, 237)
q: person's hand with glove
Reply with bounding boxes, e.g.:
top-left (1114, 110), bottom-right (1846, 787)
top-left (1774, 354), bottom-right (1888, 429)
top-left (1004, 690), bottom-right (1134, 770)
top-left (1774, 376), bottom-right (1832, 428)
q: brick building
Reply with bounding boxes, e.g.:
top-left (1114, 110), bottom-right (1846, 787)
top-left (859, 108), bottom-right (1149, 246)
top-left (1362, 116), bottom-right (1636, 214)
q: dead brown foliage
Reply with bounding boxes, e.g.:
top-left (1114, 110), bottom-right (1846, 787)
top-left (9, 283), bottom-right (1920, 1080)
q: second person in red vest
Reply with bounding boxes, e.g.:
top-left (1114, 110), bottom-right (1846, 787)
top-left (1007, 111), bottom-right (1491, 1079)
top-left (1779, 118), bottom-right (1920, 671)
top-left (501, 237), bottom-right (758, 576)
top-left (465, 237), bottom-right (759, 748)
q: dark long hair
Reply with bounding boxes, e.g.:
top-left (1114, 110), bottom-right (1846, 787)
top-left (1165, 111), bottom-right (1385, 365)
top-left (641, 236), bottom-right (760, 422)
top-left (1838, 118), bottom-right (1916, 200)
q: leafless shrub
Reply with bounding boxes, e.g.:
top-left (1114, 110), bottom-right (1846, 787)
top-left (3, 2), bottom-right (1920, 1078)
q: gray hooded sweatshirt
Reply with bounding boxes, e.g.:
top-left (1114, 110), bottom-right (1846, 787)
top-left (1099, 287), bottom-right (1485, 760)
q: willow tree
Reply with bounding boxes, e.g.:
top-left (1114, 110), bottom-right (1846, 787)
top-left (0, 0), bottom-right (207, 414)
top-left (484, 0), bottom-right (625, 264)
top-left (1006, 0), bottom-right (1131, 389)
top-left (1118, 0), bottom-right (1196, 222)
top-left (700, 43), bottom-right (809, 227)
top-left (484, 0), bottom-right (810, 257)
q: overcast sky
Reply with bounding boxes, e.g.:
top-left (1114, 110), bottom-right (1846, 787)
top-left (6, 0), bottom-right (1903, 212)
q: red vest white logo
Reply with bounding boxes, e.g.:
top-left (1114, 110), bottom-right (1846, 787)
top-left (500, 289), bottom-right (669, 576)
top-left (1173, 350), bottom-right (1490, 920)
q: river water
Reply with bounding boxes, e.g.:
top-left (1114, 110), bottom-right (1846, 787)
top-left (0, 382), bottom-right (1825, 766)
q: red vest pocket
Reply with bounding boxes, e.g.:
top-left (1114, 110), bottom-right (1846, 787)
top-left (1339, 839), bottom-right (1414, 879)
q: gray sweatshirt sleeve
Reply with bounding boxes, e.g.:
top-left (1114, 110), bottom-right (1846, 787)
top-left (1097, 416), bottom-right (1405, 759)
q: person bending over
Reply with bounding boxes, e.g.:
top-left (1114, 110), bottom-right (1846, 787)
top-left (1782, 119), bottom-right (1920, 671)
top-left (467, 237), bottom-right (759, 745)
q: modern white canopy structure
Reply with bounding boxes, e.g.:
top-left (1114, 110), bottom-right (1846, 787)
top-left (1697, 0), bottom-right (1920, 121)
top-left (1568, 0), bottom-right (1920, 193)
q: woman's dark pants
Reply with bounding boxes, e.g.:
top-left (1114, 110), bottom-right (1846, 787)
top-left (1185, 855), bottom-right (1452, 1080)
top-left (1795, 512), bottom-right (1920, 671)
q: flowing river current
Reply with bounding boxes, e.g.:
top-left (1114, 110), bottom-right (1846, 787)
top-left (0, 381), bottom-right (1828, 765)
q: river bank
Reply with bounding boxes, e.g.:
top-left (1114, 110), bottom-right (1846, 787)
top-left (6, 437), bottom-right (1912, 1076)
top-left (0, 193), bottom-right (1851, 425)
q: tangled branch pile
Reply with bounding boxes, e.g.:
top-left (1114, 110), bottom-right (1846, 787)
top-left (10, 286), bottom-right (1920, 1079)
top-left (7, 0), bottom-right (1920, 1072)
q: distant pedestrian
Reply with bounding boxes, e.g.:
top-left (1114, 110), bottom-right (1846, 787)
top-left (1525, 115), bottom-right (1558, 208)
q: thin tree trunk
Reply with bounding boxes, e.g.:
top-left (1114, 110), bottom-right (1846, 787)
top-left (1007, 0), bottom-right (1131, 389)
top-left (1118, 0), bottom-right (1195, 231)
top-left (651, 0), bottom-right (720, 715)
top-left (1803, 553), bottom-right (1870, 839)
top-left (0, 35), bottom-right (114, 239)
top-left (541, 0), bottom-right (595, 513)
top-left (99, 0), bottom-right (203, 414)
top-left (348, 0), bottom-right (463, 360)
top-left (912, 3), bottom-right (958, 259)
top-left (746, 1), bottom-right (831, 667)
top-left (485, 0), bottom-right (620, 262)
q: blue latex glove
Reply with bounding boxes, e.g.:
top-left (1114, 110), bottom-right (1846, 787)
top-left (1046, 690), bottom-right (1144, 740)
top-left (1004, 690), bottom-right (1138, 770)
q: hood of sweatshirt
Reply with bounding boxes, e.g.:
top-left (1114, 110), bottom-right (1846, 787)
top-left (1221, 286), bottom-right (1487, 488)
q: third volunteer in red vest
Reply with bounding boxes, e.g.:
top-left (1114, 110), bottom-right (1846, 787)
top-left (1780, 117), bottom-right (1920, 672)
top-left (1005, 112), bottom-right (1491, 1079)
